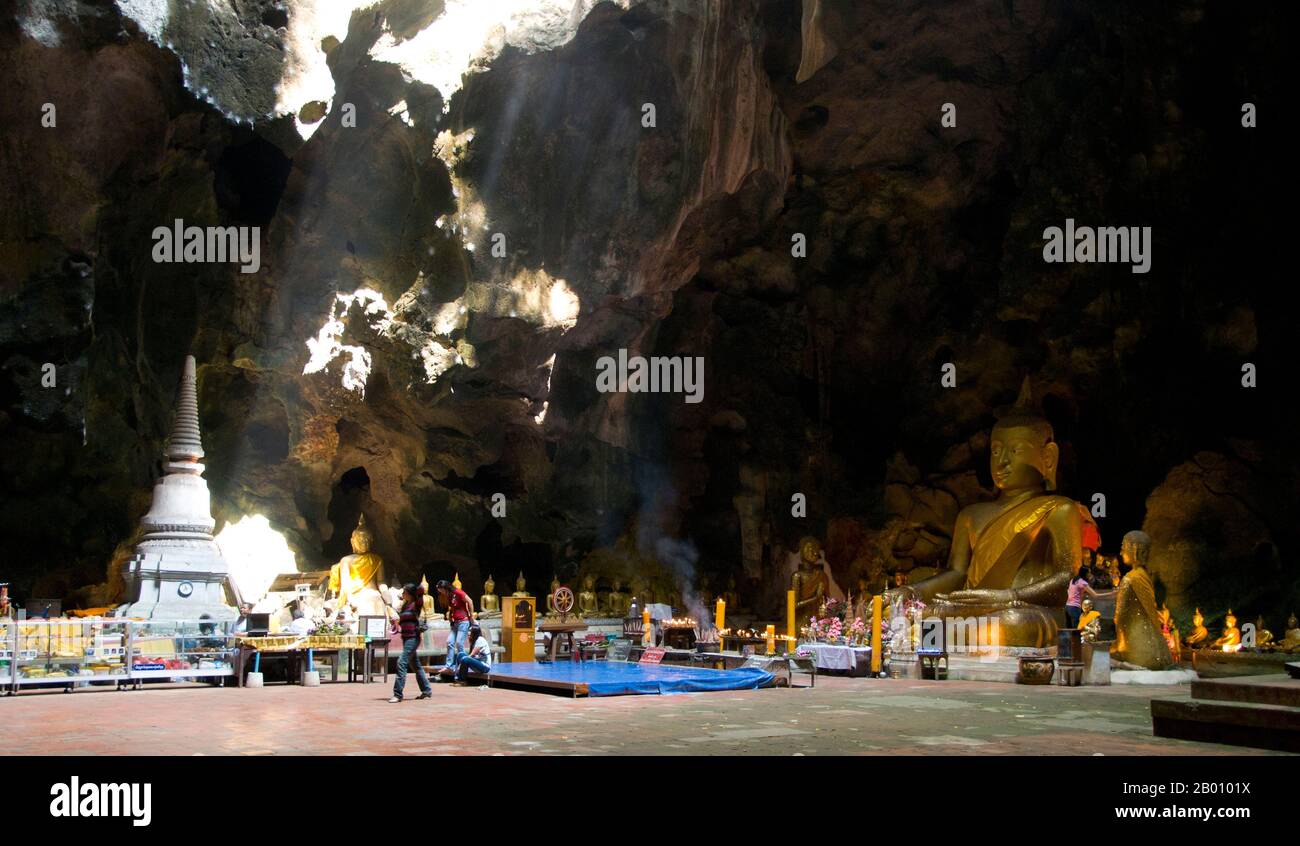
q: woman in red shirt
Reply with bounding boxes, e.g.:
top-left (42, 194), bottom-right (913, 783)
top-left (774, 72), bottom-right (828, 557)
top-left (436, 579), bottom-right (476, 678)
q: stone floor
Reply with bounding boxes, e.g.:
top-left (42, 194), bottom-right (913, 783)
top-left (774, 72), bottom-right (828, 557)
top-left (2, 675), bottom-right (1290, 756)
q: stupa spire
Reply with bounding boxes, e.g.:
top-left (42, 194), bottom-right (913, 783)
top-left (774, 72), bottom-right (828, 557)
top-left (166, 355), bottom-right (205, 464)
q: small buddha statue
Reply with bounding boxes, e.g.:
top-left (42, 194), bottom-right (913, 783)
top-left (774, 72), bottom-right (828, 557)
top-left (603, 579), bottom-right (628, 617)
top-left (889, 378), bottom-right (1100, 647)
top-left (545, 576), bottom-right (562, 614)
top-left (792, 536), bottom-right (830, 623)
top-left (853, 577), bottom-right (872, 621)
top-left (328, 514), bottom-right (389, 618)
top-left (1252, 615), bottom-right (1273, 649)
top-left (1114, 531), bottom-right (1174, 669)
top-left (1157, 604), bottom-right (1181, 663)
top-left (512, 571), bottom-right (530, 597)
top-left (418, 574), bottom-right (436, 619)
top-left (578, 574), bottom-right (600, 617)
top-left (722, 576), bottom-right (739, 611)
top-left (1078, 598), bottom-right (1102, 642)
top-left (1275, 613), bottom-right (1300, 652)
top-left (1184, 608), bottom-right (1209, 648)
top-left (1212, 610), bottom-right (1242, 652)
top-left (479, 575), bottom-right (500, 617)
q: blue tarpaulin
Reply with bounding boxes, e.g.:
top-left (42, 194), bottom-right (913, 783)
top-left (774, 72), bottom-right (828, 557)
top-left (489, 661), bottom-right (775, 696)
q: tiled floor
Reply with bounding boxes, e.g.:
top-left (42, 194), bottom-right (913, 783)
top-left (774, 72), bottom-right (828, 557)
top-left (2, 675), bottom-right (1285, 756)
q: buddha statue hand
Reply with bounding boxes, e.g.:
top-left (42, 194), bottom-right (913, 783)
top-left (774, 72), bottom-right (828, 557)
top-left (935, 588), bottom-right (1023, 608)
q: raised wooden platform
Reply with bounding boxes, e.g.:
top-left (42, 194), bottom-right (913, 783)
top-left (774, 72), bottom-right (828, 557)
top-left (1152, 673), bottom-right (1300, 753)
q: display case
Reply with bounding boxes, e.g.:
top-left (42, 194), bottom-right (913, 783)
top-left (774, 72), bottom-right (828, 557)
top-left (11, 618), bottom-right (131, 690)
top-left (1, 621), bottom-right (14, 690)
top-left (127, 619), bottom-right (237, 685)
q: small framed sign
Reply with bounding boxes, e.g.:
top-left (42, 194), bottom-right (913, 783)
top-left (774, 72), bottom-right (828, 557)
top-left (359, 615), bottom-right (389, 642)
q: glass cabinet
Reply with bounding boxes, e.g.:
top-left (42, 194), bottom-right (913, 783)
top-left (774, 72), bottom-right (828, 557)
top-left (11, 619), bottom-right (131, 689)
top-left (127, 619), bottom-right (236, 684)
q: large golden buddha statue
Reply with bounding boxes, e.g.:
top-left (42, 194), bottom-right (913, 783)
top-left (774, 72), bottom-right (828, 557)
top-left (792, 536), bottom-right (829, 622)
top-left (328, 514), bottom-right (389, 618)
top-left (512, 571), bottom-right (529, 597)
top-left (1114, 530), bottom-right (1174, 669)
top-left (604, 578), bottom-right (630, 617)
top-left (887, 379), bottom-right (1097, 648)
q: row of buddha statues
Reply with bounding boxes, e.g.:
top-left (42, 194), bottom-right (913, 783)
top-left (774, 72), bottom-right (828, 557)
top-left (322, 378), bottom-right (1295, 670)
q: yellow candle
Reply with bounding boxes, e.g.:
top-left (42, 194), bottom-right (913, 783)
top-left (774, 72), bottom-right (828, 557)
top-left (642, 607), bottom-right (652, 646)
top-left (765, 624), bottom-right (776, 655)
top-left (715, 598), bottom-right (726, 633)
top-left (871, 595), bottom-right (882, 674)
top-left (786, 590), bottom-right (796, 646)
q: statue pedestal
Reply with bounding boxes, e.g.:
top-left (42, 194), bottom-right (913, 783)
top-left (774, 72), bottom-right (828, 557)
top-left (1082, 641), bottom-right (1111, 685)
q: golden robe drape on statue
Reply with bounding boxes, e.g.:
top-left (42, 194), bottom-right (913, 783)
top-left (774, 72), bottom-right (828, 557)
top-left (330, 553), bottom-right (384, 606)
top-left (952, 494), bottom-right (1093, 648)
top-left (967, 495), bottom-right (1079, 590)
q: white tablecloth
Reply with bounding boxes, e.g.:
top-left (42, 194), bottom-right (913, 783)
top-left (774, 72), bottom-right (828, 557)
top-left (797, 642), bottom-right (872, 674)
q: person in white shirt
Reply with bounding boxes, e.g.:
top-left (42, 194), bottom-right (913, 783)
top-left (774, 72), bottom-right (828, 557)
top-left (288, 608), bottom-right (313, 636)
top-left (452, 624), bottom-right (493, 682)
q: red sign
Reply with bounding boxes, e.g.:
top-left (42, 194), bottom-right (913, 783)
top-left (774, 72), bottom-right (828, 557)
top-left (639, 647), bottom-right (666, 665)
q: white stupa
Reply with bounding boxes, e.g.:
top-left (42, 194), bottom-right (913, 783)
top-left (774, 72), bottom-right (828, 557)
top-left (117, 356), bottom-right (236, 620)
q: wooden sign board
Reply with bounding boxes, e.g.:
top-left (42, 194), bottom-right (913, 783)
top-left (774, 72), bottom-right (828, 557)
top-left (639, 647), bottom-right (666, 665)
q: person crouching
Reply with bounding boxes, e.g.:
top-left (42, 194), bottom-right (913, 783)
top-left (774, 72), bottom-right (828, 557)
top-left (453, 624), bottom-right (493, 683)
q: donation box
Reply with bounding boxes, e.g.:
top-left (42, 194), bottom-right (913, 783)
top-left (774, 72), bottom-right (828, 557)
top-left (500, 596), bottom-right (536, 663)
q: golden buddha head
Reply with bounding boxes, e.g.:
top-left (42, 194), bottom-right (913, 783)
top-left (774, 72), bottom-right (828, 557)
top-left (516, 571), bottom-right (526, 591)
top-left (798, 536), bottom-right (823, 567)
top-left (991, 377), bottom-right (1059, 492)
top-left (350, 514), bottom-right (373, 554)
top-left (550, 576), bottom-right (561, 591)
top-left (1121, 530), bottom-right (1151, 568)
top-left (582, 573), bottom-right (595, 590)
top-left (1081, 598), bottom-right (1093, 613)
top-left (612, 578), bottom-right (622, 592)
top-left (484, 574), bottom-right (495, 593)
top-left (1289, 612), bottom-right (1298, 630)
top-left (1225, 609), bottom-right (1237, 628)
top-left (1193, 608), bottom-right (1204, 626)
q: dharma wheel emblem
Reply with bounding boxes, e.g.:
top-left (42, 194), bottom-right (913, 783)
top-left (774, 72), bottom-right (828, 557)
top-left (177, 581), bottom-right (194, 598)
top-left (553, 586), bottom-right (574, 615)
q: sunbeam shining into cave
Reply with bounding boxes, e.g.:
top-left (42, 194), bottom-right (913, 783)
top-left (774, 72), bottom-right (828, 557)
top-left (215, 514), bottom-right (299, 606)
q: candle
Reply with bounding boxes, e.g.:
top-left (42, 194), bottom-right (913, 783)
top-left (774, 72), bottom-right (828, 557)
top-left (715, 598), bottom-right (726, 633)
top-left (642, 607), bottom-right (652, 646)
top-left (765, 624), bottom-right (776, 655)
top-left (786, 589), bottom-right (796, 647)
top-left (871, 595), bottom-right (882, 674)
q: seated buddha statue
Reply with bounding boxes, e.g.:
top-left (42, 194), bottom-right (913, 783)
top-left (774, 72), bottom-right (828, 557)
top-left (604, 579), bottom-right (630, 617)
top-left (479, 575), bottom-right (500, 617)
top-left (1252, 615), bottom-right (1274, 650)
top-left (1276, 613), bottom-right (1300, 652)
top-left (545, 576), bottom-right (562, 614)
top-left (512, 572), bottom-right (530, 597)
top-left (1114, 531), bottom-right (1174, 669)
top-left (1078, 598), bottom-right (1102, 642)
top-left (1157, 604), bottom-right (1181, 663)
top-left (328, 514), bottom-right (389, 618)
top-left (792, 536), bottom-right (829, 623)
top-left (885, 379), bottom-right (1099, 648)
top-left (577, 574), bottom-right (600, 617)
top-left (1212, 610), bottom-right (1242, 652)
top-left (1184, 608), bottom-right (1209, 648)
top-left (722, 576), bottom-right (739, 611)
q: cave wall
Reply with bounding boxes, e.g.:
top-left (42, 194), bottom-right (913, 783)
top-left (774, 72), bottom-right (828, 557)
top-left (1, 0), bottom-right (1295, 629)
